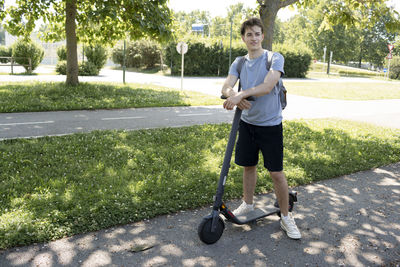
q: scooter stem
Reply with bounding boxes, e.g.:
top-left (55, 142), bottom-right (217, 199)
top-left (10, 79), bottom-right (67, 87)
top-left (213, 107), bottom-right (243, 210)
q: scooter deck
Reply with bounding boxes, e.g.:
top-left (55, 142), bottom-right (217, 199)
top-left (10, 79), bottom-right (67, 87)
top-left (234, 206), bottom-right (280, 224)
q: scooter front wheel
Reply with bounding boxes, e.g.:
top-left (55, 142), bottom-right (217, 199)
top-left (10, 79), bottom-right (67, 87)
top-left (198, 216), bottom-right (225, 244)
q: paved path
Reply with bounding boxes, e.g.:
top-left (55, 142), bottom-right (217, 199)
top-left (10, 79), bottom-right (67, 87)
top-left (1, 95), bottom-right (400, 140)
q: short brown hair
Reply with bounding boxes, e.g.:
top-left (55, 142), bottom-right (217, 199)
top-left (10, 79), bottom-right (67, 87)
top-left (240, 17), bottom-right (264, 36)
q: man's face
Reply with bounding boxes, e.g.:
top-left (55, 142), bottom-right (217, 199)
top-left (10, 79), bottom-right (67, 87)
top-left (241, 25), bottom-right (264, 52)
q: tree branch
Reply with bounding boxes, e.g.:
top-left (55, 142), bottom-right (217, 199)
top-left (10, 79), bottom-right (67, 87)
top-left (279, 0), bottom-right (299, 8)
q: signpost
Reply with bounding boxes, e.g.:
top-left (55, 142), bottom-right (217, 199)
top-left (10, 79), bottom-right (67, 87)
top-left (176, 42), bottom-right (188, 90)
top-left (387, 44), bottom-right (394, 80)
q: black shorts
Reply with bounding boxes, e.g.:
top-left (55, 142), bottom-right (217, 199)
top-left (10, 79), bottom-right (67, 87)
top-left (235, 120), bottom-right (283, 172)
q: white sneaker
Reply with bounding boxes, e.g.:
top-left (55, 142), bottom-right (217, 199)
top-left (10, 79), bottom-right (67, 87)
top-left (280, 213), bottom-right (301, 239)
top-left (232, 201), bottom-right (254, 216)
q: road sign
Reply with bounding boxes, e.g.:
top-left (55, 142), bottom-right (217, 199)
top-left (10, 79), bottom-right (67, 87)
top-left (176, 42), bottom-right (188, 55)
top-left (383, 68), bottom-right (387, 73)
top-left (388, 44), bottom-right (394, 51)
top-left (387, 53), bottom-right (393, 59)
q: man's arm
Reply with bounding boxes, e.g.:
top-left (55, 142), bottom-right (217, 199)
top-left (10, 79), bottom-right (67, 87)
top-left (223, 69), bottom-right (281, 110)
top-left (221, 74), bottom-right (252, 110)
top-left (221, 74), bottom-right (238, 97)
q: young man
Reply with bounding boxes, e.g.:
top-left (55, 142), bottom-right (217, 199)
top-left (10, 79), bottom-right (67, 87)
top-left (221, 17), bottom-right (301, 239)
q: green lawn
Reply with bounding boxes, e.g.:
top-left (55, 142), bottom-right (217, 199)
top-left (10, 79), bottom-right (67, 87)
top-left (0, 82), bottom-right (223, 113)
top-left (1, 119), bottom-right (400, 249)
top-left (284, 81), bottom-right (400, 100)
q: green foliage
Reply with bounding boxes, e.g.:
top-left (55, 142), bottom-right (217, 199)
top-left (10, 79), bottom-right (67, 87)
top-left (166, 40), bottom-right (311, 77)
top-left (4, 0), bottom-right (172, 44)
top-left (78, 61), bottom-right (99, 76)
top-left (56, 45), bottom-right (107, 76)
top-left (386, 56), bottom-right (400, 80)
top-left (56, 45), bottom-right (67, 61)
top-left (0, 82), bottom-right (222, 113)
top-left (84, 44), bottom-right (108, 71)
top-left (0, 45), bottom-right (12, 63)
top-left (55, 60), bottom-right (67, 75)
top-left (0, 119), bottom-right (399, 248)
top-left (112, 39), bottom-right (161, 69)
top-left (274, 43), bottom-right (312, 78)
top-left (166, 40), bottom-right (246, 76)
top-left (11, 38), bottom-right (44, 73)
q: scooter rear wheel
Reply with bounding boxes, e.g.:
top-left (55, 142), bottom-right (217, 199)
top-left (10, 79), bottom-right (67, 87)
top-left (198, 216), bottom-right (225, 244)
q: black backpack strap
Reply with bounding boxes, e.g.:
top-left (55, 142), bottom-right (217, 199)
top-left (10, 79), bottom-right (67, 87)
top-left (236, 56), bottom-right (246, 77)
top-left (235, 56), bottom-right (246, 92)
top-left (266, 50), bottom-right (273, 71)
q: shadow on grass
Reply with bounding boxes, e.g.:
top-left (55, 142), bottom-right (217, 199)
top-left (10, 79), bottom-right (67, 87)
top-left (0, 120), bottom-right (399, 266)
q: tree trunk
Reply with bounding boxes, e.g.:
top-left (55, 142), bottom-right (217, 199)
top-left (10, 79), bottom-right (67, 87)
top-left (65, 0), bottom-right (79, 86)
top-left (258, 0), bottom-right (298, 50)
top-left (259, 0), bottom-right (280, 50)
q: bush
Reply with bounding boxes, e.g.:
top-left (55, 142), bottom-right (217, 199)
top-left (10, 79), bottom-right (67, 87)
top-left (0, 45), bottom-right (12, 63)
top-left (274, 43), bottom-right (312, 78)
top-left (165, 39), bottom-right (311, 77)
top-left (55, 44), bottom-right (105, 76)
top-left (55, 60), bottom-right (67, 75)
top-left (386, 56), bottom-right (400, 80)
top-left (111, 39), bottom-right (161, 69)
top-left (57, 45), bottom-right (67, 61)
top-left (84, 44), bottom-right (108, 71)
top-left (11, 38), bottom-right (44, 73)
top-left (55, 60), bottom-right (98, 76)
top-left (165, 41), bottom-right (246, 76)
top-left (79, 61), bottom-right (99, 76)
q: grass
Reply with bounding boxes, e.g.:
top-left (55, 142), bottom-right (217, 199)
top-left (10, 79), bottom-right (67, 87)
top-left (308, 62), bottom-right (384, 78)
top-left (0, 82), bottom-right (223, 113)
top-left (1, 119), bottom-right (400, 249)
top-left (284, 81), bottom-right (400, 100)
top-left (1, 78), bottom-right (400, 114)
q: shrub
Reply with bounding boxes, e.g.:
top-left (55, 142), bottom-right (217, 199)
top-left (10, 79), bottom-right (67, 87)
top-left (165, 41), bottom-right (246, 76)
top-left (11, 38), bottom-right (44, 73)
top-left (55, 60), bottom-right (67, 75)
top-left (274, 43), bottom-right (312, 78)
top-left (79, 61), bottom-right (99, 76)
top-left (111, 39), bottom-right (161, 69)
top-left (84, 44), bottom-right (108, 71)
top-left (57, 45), bottom-right (67, 61)
top-left (0, 45), bottom-right (12, 63)
top-left (386, 56), bottom-right (400, 80)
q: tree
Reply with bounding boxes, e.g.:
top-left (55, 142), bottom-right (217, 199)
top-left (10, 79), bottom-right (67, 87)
top-left (4, 0), bottom-right (172, 85)
top-left (257, 0), bottom-right (400, 50)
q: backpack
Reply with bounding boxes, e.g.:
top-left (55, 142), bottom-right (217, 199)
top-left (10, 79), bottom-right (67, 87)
top-left (236, 51), bottom-right (287, 109)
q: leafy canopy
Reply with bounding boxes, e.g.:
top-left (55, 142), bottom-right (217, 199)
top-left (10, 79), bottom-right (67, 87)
top-left (4, 0), bottom-right (172, 45)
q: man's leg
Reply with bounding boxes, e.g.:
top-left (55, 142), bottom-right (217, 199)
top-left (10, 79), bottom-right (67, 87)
top-left (243, 165), bottom-right (257, 204)
top-left (270, 171), bottom-right (288, 216)
top-left (271, 171), bottom-right (301, 239)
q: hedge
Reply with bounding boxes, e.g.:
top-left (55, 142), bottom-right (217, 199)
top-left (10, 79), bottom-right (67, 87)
top-left (165, 41), bottom-right (311, 78)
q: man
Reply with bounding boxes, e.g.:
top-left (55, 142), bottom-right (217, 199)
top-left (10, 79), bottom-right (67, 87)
top-left (221, 17), bottom-right (301, 239)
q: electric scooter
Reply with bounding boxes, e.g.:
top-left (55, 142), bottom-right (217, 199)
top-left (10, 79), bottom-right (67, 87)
top-left (197, 92), bottom-right (297, 245)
